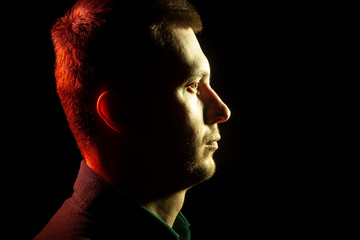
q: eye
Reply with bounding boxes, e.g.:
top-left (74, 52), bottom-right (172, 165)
top-left (191, 82), bottom-right (199, 90)
top-left (187, 81), bottom-right (200, 93)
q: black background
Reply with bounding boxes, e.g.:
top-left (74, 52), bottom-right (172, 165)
top-left (4, 1), bottom-right (349, 239)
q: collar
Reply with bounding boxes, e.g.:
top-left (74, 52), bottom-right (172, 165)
top-left (141, 205), bottom-right (191, 240)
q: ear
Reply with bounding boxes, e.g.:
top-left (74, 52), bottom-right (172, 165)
top-left (96, 91), bottom-right (124, 134)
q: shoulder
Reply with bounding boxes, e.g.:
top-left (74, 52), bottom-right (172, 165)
top-left (33, 196), bottom-right (139, 240)
top-left (34, 198), bottom-right (96, 240)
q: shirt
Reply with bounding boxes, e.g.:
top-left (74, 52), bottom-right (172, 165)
top-left (34, 161), bottom-right (191, 240)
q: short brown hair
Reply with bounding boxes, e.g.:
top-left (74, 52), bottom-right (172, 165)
top-left (51, 0), bottom-right (202, 155)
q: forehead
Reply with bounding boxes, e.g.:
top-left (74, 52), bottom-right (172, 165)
top-left (168, 27), bottom-right (210, 79)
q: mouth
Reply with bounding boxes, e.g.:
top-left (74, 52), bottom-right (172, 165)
top-left (206, 136), bottom-right (221, 149)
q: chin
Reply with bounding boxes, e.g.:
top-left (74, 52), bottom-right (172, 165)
top-left (185, 155), bottom-right (216, 185)
top-left (202, 156), bottom-right (216, 176)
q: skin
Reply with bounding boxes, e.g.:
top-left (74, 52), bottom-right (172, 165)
top-left (92, 27), bottom-right (231, 227)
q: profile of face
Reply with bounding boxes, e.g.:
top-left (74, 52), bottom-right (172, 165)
top-left (123, 27), bottom-right (231, 190)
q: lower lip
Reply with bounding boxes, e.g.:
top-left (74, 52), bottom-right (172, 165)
top-left (206, 141), bottom-right (218, 149)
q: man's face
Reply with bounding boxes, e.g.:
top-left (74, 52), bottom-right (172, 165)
top-left (129, 28), bottom-right (230, 189)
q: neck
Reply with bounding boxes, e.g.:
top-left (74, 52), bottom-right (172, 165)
top-left (141, 190), bottom-right (187, 227)
top-left (88, 158), bottom-right (188, 227)
top-left (85, 150), bottom-right (189, 228)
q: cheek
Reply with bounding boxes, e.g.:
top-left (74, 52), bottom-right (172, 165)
top-left (186, 98), bottom-right (205, 131)
top-left (177, 90), bottom-right (204, 122)
top-left (160, 90), bottom-right (205, 145)
top-left (178, 98), bottom-right (205, 143)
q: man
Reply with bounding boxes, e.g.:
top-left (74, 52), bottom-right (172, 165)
top-left (35, 0), bottom-right (230, 239)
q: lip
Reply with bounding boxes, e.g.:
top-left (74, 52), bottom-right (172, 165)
top-left (206, 136), bottom-right (221, 149)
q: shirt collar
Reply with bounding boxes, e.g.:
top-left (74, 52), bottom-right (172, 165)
top-left (140, 205), bottom-right (191, 240)
top-left (173, 211), bottom-right (191, 240)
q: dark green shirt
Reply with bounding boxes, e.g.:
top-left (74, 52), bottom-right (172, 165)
top-left (142, 206), bottom-right (191, 240)
top-left (34, 161), bottom-right (191, 240)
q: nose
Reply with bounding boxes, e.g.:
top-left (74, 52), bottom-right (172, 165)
top-left (203, 87), bottom-right (231, 125)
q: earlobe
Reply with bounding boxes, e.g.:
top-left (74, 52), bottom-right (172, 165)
top-left (97, 91), bottom-right (123, 134)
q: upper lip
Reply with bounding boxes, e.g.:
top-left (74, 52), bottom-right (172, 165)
top-left (207, 136), bottom-right (221, 144)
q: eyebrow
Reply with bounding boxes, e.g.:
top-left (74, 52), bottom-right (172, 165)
top-left (189, 69), bottom-right (211, 79)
